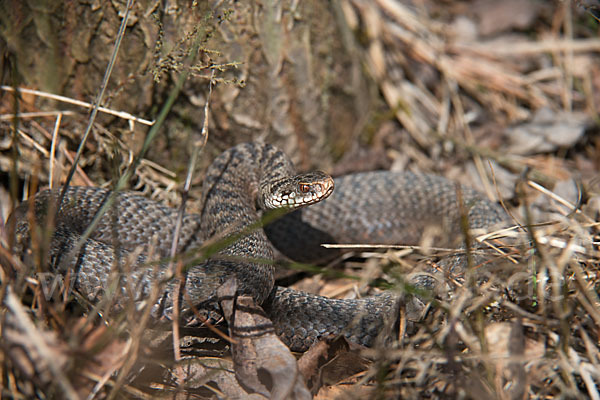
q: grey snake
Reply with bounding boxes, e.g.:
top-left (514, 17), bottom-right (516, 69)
top-left (7, 142), bottom-right (508, 352)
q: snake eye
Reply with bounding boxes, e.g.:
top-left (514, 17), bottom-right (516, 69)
top-left (299, 183), bottom-right (310, 193)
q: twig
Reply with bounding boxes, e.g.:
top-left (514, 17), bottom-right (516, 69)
top-left (49, 113), bottom-right (62, 188)
top-left (0, 87), bottom-right (153, 125)
top-left (527, 180), bottom-right (591, 222)
top-left (62, 149), bottom-right (95, 187)
top-left (322, 243), bottom-right (456, 251)
top-left (17, 129), bottom-right (49, 156)
top-left (0, 111), bottom-right (76, 120)
top-left (456, 38), bottom-right (600, 56)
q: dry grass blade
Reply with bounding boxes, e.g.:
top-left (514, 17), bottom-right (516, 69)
top-left (0, 86), bottom-right (153, 126)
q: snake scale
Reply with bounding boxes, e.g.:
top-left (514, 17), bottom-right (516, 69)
top-left (8, 142), bottom-right (508, 352)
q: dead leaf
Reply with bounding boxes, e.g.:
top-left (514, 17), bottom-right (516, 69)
top-left (171, 357), bottom-right (267, 400)
top-left (484, 321), bottom-right (546, 397)
top-left (218, 278), bottom-right (311, 400)
top-left (506, 108), bottom-right (590, 155)
top-left (465, 159), bottom-right (517, 201)
top-left (298, 335), bottom-right (370, 394)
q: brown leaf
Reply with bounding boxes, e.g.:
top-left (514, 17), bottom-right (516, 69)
top-left (73, 320), bottom-right (130, 395)
top-left (506, 108), bottom-right (590, 155)
top-left (171, 357), bottom-right (267, 400)
top-left (485, 321), bottom-right (546, 398)
top-left (297, 335), bottom-right (370, 395)
top-left (218, 277), bottom-right (311, 400)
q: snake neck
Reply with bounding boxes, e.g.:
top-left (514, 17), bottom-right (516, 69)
top-left (194, 142), bottom-right (302, 305)
top-left (199, 142), bottom-right (296, 240)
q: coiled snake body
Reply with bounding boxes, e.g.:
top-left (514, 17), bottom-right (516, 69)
top-left (9, 142), bottom-right (508, 352)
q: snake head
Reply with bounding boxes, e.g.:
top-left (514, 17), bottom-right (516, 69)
top-left (260, 171), bottom-right (334, 210)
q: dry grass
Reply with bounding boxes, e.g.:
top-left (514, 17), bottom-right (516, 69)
top-left (1, 0), bottom-right (600, 399)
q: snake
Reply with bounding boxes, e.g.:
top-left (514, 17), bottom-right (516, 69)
top-left (7, 142), bottom-right (508, 352)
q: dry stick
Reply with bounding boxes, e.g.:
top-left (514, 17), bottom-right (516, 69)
top-left (0, 87), bottom-right (152, 126)
top-left (527, 180), bottom-right (589, 221)
top-left (0, 110), bottom-right (77, 120)
top-left (322, 243), bottom-right (457, 252)
top-left (7, 83), bottom-right (20, 244)
top-left (49, 113), bottom-right (62, 188)
top-left (458, 38), bottom-right (600, 55)
top-left (16, 129), bottom-right (50, 156)
top-left (455, 184), bottom-right (475, 287)
top-left (170, 68), bottom-right (215, 384)
top-left (62, 149), bottom-right (95, 187)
